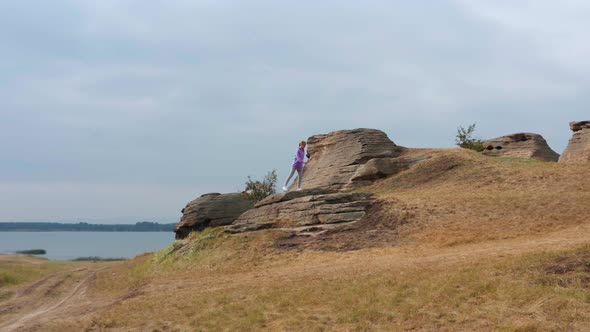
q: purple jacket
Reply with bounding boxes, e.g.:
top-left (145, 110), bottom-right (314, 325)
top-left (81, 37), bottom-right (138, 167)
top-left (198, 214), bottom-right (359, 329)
top-left (292, 147), bottom-right (305, 170)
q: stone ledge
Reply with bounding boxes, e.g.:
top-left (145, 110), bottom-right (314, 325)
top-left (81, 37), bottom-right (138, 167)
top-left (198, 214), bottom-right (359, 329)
top-left (226, 191), bottom-right (375, 234)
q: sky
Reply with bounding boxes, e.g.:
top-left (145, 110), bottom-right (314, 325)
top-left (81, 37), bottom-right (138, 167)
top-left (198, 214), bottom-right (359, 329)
top-left (1, 1), bottom-right (588, 223)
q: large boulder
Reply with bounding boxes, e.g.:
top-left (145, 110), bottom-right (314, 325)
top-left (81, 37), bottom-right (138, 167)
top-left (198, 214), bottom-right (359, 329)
top-left (226, 189), bottom-right (374, 235)
top-left (481, 133), bottom-right (559, 162)
top-left (174, 193), bottom-right (253, 239)
top-left (296, 128), bottom-right (403, 191)
top-left (228, 128), bottom-right (430, 236)
top-left (559, 121), bottom-right (590, 163)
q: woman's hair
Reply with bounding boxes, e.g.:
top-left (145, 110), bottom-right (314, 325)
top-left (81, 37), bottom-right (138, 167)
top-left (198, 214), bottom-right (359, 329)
top-left (299, 140), bottom-right (306, 147)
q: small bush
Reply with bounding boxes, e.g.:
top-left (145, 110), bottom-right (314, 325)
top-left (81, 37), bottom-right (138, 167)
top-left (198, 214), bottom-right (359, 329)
top-left (455, 123), bottom-right (484, 152)
top-left (243, 169), bottom-right (277, 202)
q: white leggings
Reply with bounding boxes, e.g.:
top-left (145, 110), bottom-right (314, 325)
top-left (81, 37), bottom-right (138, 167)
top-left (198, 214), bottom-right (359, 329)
top-left (284, 168), bottom-right (303, 189)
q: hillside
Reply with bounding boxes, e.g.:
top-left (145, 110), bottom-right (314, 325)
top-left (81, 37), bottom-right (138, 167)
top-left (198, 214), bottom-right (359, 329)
top-left (367, 147), bottom-right (589, 247)
top-left (1, 148), bottom-right (589, 331)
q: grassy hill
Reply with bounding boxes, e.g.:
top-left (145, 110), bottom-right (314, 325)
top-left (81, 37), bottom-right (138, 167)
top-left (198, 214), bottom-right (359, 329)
top-left (1, 148), bottom-right (589, 331)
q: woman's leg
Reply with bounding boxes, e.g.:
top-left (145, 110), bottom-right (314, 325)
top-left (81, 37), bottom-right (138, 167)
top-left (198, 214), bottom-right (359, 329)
top-left (283, 168), bottom-right (296, 189)
top-left (296, 168), bottom-right (303, 189)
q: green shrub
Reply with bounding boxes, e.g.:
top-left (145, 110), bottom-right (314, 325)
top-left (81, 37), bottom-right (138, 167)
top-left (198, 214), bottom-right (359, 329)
top-left (243, 169), bottom-right (277, 203)
top-left (455, 123), bottom-right (485, 152)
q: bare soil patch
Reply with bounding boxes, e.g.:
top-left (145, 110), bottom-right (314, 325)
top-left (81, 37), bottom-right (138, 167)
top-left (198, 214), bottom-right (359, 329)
top-left (542, 249), bottom-right (590, 288)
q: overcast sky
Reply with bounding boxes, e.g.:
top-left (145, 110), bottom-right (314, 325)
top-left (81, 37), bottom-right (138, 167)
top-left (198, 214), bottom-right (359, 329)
top-left (1, 1), bottom-right (588, 223)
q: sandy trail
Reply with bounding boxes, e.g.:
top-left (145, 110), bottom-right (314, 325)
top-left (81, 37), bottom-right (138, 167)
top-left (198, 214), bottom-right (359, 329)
top-left (0, 267), bottom-right (106, 332)
top-left (0, 222), bottom-right (588, 331)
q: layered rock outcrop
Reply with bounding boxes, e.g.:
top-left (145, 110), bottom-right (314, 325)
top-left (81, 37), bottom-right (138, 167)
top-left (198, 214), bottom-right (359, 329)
top-left (481, 133), bottom-right (559, 162)
top-left (175, 193), bottom-right (253, 239)
top-left (559, 121), bottom-right (590, 163)
top-left (292, 128), bottom-right (403, 191)
top-left (227, 189), bottom-right (374, 235)
top-left (350, 155), bottom-right (431, 184)
top-left (227, 128), bottom-right (431, 235)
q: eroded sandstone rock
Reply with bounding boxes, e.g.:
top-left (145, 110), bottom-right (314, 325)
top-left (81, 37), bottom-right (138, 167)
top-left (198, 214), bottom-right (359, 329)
top-left (570, 121), bottom-right (590, 132)
top-left (226, 189), bottom-right (374, 234)
top-left (559, 121), bottom-right (590, 163)
top-left (350, 155), bottom-right (432, 184)
top-left (295, 128), bottom-right (402, 191)
top-left (228, 129), bottom-right (430, 235)
top-left (175, 193), bottom-right (253, 239)
top-left (482, 133), bottom-right (559, 162)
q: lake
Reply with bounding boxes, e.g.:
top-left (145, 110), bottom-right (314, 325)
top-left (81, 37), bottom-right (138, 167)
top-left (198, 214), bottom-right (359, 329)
top-left (0, 232), bottom-right (175, 260)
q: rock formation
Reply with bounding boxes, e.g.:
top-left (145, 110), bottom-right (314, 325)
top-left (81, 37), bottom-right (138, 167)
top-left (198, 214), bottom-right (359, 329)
top-left (481, 133), bottom-right (559, 162)
top-left (227, 128), bottom-right (430, 235)
top-left (227, 189), bottom-right (374, 235)
top-left (175, 193), bottom-right (253, 239)
top-left (350, 155), bottom-right (431, 184)
top-left (292, 128), bottom-right (403, 191)
top-left (173, 129), bottom-right (426, 237)
top-left (559, 121), bottom-right (590, 163)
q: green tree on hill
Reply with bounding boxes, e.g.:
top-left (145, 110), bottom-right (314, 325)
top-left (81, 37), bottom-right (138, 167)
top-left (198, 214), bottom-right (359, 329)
top-left (456, 123), bottom-right (485, 152)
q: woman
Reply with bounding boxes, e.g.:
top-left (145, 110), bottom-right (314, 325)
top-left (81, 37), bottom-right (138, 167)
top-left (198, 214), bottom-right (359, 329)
top-left (282, 140), bottom-right (306, 191)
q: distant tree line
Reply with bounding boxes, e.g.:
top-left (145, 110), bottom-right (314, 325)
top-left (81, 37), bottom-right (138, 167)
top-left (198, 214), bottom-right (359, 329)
top-left (0, 221), bottom-right (175, 232)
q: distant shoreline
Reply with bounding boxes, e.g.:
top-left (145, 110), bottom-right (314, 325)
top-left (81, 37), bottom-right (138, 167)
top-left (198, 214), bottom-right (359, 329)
top-left (0, 222), bottom-right (175, 232)
top-left (0, 230), bottom-right (173, 232)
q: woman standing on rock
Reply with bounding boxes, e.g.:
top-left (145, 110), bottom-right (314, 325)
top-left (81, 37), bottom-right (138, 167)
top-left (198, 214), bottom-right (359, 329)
top-left (282, 140), bottom-right (306, 191)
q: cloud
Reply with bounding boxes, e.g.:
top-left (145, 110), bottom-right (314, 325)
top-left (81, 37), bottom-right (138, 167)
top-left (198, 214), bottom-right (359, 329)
top-left (454, 0), bottom-right (590, 73)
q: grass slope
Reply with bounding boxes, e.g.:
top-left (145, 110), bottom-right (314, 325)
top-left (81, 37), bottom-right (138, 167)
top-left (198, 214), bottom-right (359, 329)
top-left (2, 149), bottom-right (589, 331)
top-left (0, 256), bottom-right (73, 289)
top-left (369, 148), bottom-right (590, 247)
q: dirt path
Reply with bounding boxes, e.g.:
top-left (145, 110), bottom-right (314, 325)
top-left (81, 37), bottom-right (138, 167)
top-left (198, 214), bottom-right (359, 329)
top-left (0, 266), bottom-right (107, 332)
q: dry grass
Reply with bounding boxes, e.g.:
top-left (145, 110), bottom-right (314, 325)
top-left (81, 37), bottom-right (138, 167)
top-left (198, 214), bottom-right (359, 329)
top-left (368, 148), bottom-right (590, 247)
top-left (5, 148), bottom-right (590, 331)
top-left (0, 255), bottom-right (74, 290)
top-left (44, 236), bottom-right (590, 331)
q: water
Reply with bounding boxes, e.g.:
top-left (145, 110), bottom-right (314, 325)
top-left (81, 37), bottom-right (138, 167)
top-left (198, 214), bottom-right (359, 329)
top-left (0, 232), bottom-right (174, 260)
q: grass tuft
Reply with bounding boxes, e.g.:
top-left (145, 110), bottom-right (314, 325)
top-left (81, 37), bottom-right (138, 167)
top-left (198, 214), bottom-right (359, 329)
top-left (0, 255), bottom-right (74, 289)
top-left (0, 271), bottom-right (21, 287)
